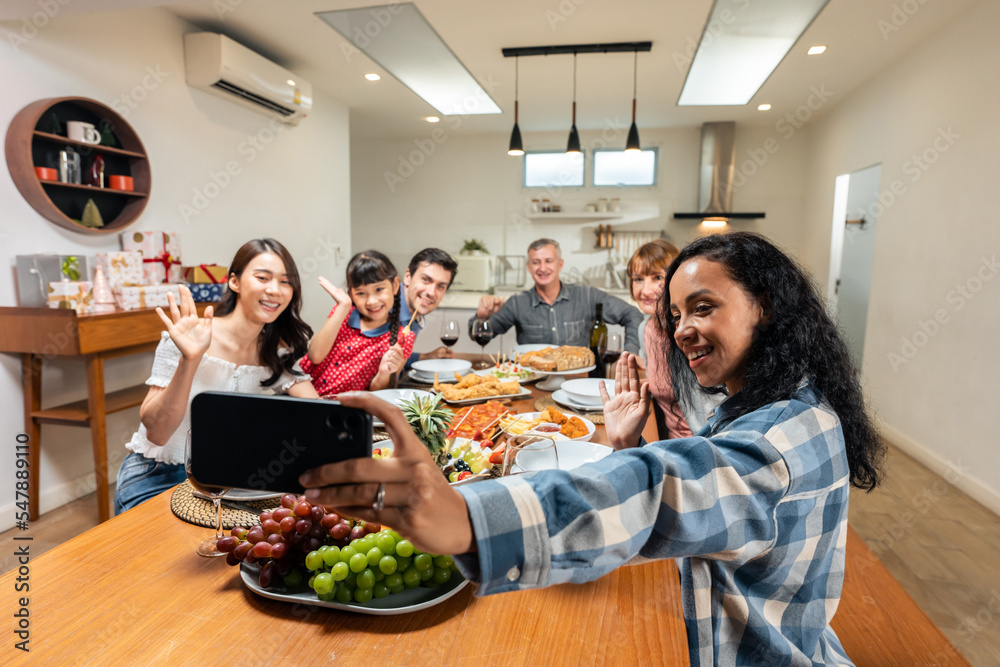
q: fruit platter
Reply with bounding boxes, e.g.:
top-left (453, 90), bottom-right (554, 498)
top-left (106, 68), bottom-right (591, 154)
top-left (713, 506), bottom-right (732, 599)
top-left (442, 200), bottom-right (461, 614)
top-left (219, 494), bottom-right (466, 613)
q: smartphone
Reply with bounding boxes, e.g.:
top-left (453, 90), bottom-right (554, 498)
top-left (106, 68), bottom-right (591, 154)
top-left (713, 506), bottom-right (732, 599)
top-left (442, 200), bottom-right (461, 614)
top-left (188, 392), bottom-right (373, 494)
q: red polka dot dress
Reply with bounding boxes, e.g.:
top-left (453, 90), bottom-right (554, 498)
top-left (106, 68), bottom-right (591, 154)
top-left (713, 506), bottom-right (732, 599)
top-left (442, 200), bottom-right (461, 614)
top-left (300, 305), bottom-right (415, 397)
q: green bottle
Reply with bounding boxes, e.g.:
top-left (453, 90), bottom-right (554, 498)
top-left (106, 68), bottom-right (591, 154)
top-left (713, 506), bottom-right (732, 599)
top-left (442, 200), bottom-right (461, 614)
top-left (589, 302), bottom-right (608, 379)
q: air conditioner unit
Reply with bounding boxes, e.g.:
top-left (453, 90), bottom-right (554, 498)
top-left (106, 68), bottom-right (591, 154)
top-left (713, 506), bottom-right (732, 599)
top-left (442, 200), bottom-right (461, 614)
top-left (184, 32), bottom-right (312, 125)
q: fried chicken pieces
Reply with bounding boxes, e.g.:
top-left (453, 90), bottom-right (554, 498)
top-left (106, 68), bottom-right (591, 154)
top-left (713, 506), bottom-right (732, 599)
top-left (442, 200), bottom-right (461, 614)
top-left (433, 372), bottom-right (520, 402)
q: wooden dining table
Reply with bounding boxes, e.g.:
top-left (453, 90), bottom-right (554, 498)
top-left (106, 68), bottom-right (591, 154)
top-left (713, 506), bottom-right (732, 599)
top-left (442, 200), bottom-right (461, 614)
top-left (1, 363), bottom-right (967, 665)
top-left (1, 379), bottom-right (691, 666)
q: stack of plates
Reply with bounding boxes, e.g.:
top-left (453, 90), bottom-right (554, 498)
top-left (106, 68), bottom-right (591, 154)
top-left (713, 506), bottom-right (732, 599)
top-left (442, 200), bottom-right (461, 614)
top-left (558, 379), bottom-right (614, 410)
top-left (409, 359), bottom-right (472, 384)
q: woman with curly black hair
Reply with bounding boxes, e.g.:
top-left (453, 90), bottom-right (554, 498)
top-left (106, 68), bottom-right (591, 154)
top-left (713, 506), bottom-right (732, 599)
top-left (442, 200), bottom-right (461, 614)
top-left (302, 231), bottom-right (884, 666)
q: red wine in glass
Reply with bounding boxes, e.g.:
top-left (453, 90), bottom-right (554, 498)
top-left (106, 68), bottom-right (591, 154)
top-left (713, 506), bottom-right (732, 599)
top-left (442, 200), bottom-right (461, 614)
top-left (440, 320), bottom-right (460, 348)
top-left (602, 350), bottom-right (622, 365)
top-left (440, 336), bottom-right (459, 347)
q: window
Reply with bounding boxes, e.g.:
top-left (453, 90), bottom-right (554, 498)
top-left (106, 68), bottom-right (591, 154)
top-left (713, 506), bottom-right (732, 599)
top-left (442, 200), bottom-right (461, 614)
top-left (523, 151), bottom-right (585, 188)
top-left (592, 148), bottom-right (658, 187)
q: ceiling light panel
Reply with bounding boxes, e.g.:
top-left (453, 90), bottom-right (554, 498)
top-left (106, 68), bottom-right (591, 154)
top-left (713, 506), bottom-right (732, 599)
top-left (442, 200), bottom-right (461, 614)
top-left (678, 0), bottom-right (830, 106)
top-left (316, 3), bottom-right (501, 115)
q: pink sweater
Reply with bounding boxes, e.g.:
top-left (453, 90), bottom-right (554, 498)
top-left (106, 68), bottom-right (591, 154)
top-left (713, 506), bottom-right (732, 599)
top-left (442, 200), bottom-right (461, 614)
top-left (645, 322), bottom-right (693, 439)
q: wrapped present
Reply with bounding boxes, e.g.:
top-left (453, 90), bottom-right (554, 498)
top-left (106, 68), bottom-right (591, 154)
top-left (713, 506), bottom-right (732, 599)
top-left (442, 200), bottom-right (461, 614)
top-left (113, 284), bottom-right (182, 311)
top-left (16, 255), bottom-right (92, 307)
top-left (46, 281), bottom-right (93, 314)
top-left (182, 264), bottom-right (228, 284)
top-left (185, 283), bottom-right (226, 302)
top-left (96, 251), bottom-right (145, 289)
top-left (121, 231), bottom-right (182, 284)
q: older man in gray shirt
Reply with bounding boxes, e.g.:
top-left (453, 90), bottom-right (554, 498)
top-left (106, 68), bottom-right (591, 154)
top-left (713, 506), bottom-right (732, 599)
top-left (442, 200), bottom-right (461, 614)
top-left (472, 238), bottom-right (644, 353)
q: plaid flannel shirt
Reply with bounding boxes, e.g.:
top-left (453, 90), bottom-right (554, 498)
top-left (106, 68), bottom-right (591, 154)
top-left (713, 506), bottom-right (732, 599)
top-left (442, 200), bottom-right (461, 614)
top-left (454, 382), bottom-right (854, 666)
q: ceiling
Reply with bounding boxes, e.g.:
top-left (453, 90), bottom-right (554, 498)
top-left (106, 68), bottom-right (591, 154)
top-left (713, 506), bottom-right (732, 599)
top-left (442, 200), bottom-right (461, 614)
top-left (3, 0), bottom-right (981, 139)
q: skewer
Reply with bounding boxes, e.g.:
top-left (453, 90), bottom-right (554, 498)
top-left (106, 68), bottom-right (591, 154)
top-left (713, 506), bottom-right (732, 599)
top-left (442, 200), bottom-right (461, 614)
top-left (447, 405), bottom-right (475, 434)
top-left (401, 308), bottom-right (419, 336)
top-left (493, 415), bottom-right (526, 440)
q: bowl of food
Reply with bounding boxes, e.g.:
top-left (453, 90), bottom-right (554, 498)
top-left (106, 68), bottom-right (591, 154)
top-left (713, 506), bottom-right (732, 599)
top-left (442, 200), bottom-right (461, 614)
top-left (560, 378), bottom-right (614, 407)
top-left (411, 358), bottom-right (472, 382)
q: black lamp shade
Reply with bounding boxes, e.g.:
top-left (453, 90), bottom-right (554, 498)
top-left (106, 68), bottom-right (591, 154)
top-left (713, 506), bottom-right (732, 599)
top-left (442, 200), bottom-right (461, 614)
top-left (566, 125), bottom-right (581, 154)
top-left (508, 123), bottom-right (524, 155)
top-left (625, 121), bottom-right (641, 152)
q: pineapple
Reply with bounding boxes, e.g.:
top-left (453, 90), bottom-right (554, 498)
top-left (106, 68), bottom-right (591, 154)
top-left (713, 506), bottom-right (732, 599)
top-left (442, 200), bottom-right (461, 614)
top-left (399, 394), bottom-right (454, 468)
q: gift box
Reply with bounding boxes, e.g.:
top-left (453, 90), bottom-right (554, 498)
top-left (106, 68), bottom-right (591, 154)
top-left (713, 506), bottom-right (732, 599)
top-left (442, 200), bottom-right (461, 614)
top-left (185, 283), bottom-right (226, 302)
top-left (16, 255), bottom-right (91, 307)
top-left (182, 264), bottom-right (228, 284)
top-left (96, 251), bottom-right (145, 289)
top-left (47, 281), bottom-right (93, 314)
top-left (113, 284), bottom-right (182, 311)
top-left (121, 231), bottom-right (182, 284)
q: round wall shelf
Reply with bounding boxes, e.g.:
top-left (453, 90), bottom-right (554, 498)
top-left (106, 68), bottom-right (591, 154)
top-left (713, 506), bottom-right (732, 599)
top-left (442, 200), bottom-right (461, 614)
top-left (4, 97), bottom-right (151, 235)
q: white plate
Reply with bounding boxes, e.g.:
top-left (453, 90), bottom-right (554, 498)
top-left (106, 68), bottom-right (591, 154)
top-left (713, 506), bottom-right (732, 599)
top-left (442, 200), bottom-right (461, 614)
top-left (512, 343), bottom-right (553, 354)
top-left (223, 489), bottom-right (282, 501)
top-left (473, 367), bottom-right (545, 384)
top-left (369, 388), bottom-right (434, 427)
top-left (407, 369), bottom-right (467, 384)
top-left (561, 378), bottom-right (614, 407)
top-left (439, 385), bottom-right (532, 405)
top-left (377, 440), bottom-right (490, 485)
top-left (411, 358), bottom-right (472, 380)
top-left (240, 562), bottom-right (468, 615)
top-left (517, 440), bottom-right (613, 472)
top-left (552, 389), bottom-right (606, 413)
top-left (534, 365), bottom-right (596, 376)
top-left (503, 412), bottom-right (595, 442)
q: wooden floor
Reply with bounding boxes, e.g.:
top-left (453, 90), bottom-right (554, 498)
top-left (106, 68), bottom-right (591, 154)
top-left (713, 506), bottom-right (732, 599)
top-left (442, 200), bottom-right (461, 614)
top-left (2, 444), bottom-right (998, 665)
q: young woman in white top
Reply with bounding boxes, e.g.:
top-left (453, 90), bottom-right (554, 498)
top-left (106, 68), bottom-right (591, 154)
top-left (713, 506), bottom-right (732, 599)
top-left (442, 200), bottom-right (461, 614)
top-left (113, 238), bottom-right (319, 514)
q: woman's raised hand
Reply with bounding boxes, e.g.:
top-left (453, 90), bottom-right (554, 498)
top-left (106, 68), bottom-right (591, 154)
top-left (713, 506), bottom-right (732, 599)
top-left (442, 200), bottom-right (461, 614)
top-left (318, 276), bottom-right (352, 307)
top-left (599, 352), bottom-right (650, 451)
top-left (299, 392), bottom-right (475, 556)
top-left (156, 286), bottom-right (213, 361)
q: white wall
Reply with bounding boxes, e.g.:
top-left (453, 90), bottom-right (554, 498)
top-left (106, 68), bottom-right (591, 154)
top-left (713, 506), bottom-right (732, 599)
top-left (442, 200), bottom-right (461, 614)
top-left (351, 124), bottom-right (811, 295)
top-left (0, 7), bottom-right (351, 526)
top-left (801, 1), bottom-right (1000, 512)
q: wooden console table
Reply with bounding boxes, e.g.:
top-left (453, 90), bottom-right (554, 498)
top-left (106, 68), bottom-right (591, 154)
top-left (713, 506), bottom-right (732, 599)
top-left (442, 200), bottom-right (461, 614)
top-left (0, 305), bottom-right (207, 522)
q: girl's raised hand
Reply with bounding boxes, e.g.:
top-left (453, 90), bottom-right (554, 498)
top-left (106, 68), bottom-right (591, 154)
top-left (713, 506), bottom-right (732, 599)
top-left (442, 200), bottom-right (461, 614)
top-left (156, 286), bottom-right (213, 361)
top-left (599, 352), bottom-right (650, 450)
top-left (379, 343), bottom-right (405, 376)
top-left (318, 276), bottom-right (352, 307)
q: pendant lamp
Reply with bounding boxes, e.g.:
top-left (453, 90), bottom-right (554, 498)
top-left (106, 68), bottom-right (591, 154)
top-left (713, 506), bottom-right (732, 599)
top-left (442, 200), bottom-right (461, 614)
top-left (508, 56), bottom-right (524, 156)
top-left (566, 53), bottom-right (581, 154)
top-left (625, 50), bottom-right (641, 153)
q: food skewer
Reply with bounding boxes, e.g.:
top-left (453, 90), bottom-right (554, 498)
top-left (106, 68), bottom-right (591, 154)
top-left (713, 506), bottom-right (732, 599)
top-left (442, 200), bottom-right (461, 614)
top-left (401, 308), bottom-right (419, 336)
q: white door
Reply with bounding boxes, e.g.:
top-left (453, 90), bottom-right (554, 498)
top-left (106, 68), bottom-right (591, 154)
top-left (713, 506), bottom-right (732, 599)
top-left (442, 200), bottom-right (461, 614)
top-left (827, 164), bottom-right (881, 369)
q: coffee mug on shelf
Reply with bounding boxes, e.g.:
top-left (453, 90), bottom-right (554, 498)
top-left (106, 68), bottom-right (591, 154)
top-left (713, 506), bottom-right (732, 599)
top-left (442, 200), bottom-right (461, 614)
top-left (67, 121), bottom-right (101, 145)
top-left (34, 166), bottom-right (58, 181)
top-left (108, 175), bottom-right (134, 191)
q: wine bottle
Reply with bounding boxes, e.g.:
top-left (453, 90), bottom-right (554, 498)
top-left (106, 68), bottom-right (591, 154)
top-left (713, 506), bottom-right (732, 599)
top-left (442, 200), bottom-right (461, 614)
top-left (589, 302), bottom-right (608, 379)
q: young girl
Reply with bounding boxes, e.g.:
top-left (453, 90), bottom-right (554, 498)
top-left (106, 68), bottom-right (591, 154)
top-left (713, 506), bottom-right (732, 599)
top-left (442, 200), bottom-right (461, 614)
top-left (302, 232), bottom-right (885, 667)
top-left (628, 239), bottom-right (723, 437)
top-left (301, 251), bottom-right (414, 396)
top-left (113, 238), bottom-right (319, 514)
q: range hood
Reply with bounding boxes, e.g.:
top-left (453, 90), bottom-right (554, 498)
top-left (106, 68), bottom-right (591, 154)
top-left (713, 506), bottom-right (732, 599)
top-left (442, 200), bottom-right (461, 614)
top-left (673, 122), bottom-right (765, 221)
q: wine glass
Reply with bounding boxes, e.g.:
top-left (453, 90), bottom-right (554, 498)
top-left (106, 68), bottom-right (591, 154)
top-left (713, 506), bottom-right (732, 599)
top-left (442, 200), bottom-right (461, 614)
top-left (471, 317), bottom-right (493, 369)
top-left (440, 319), bottom-right (460, 348)
top-left (185, 430), bottom-right (231, 558)
top-left (604, 332), bottom-right (623, 378)
top-left (502, 435), bottom-right (559, 475)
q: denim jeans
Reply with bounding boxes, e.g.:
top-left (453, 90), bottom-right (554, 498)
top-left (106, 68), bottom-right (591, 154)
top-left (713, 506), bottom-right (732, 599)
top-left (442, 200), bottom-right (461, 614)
top-left (113, 451), bottom-right (186, 515)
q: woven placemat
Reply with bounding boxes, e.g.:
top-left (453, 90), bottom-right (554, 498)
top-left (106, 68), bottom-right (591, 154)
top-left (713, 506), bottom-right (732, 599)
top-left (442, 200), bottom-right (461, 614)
top-left (533, 395), bottom-right (605, 424)
top-left (170, 480), bottom-right (280, 529)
